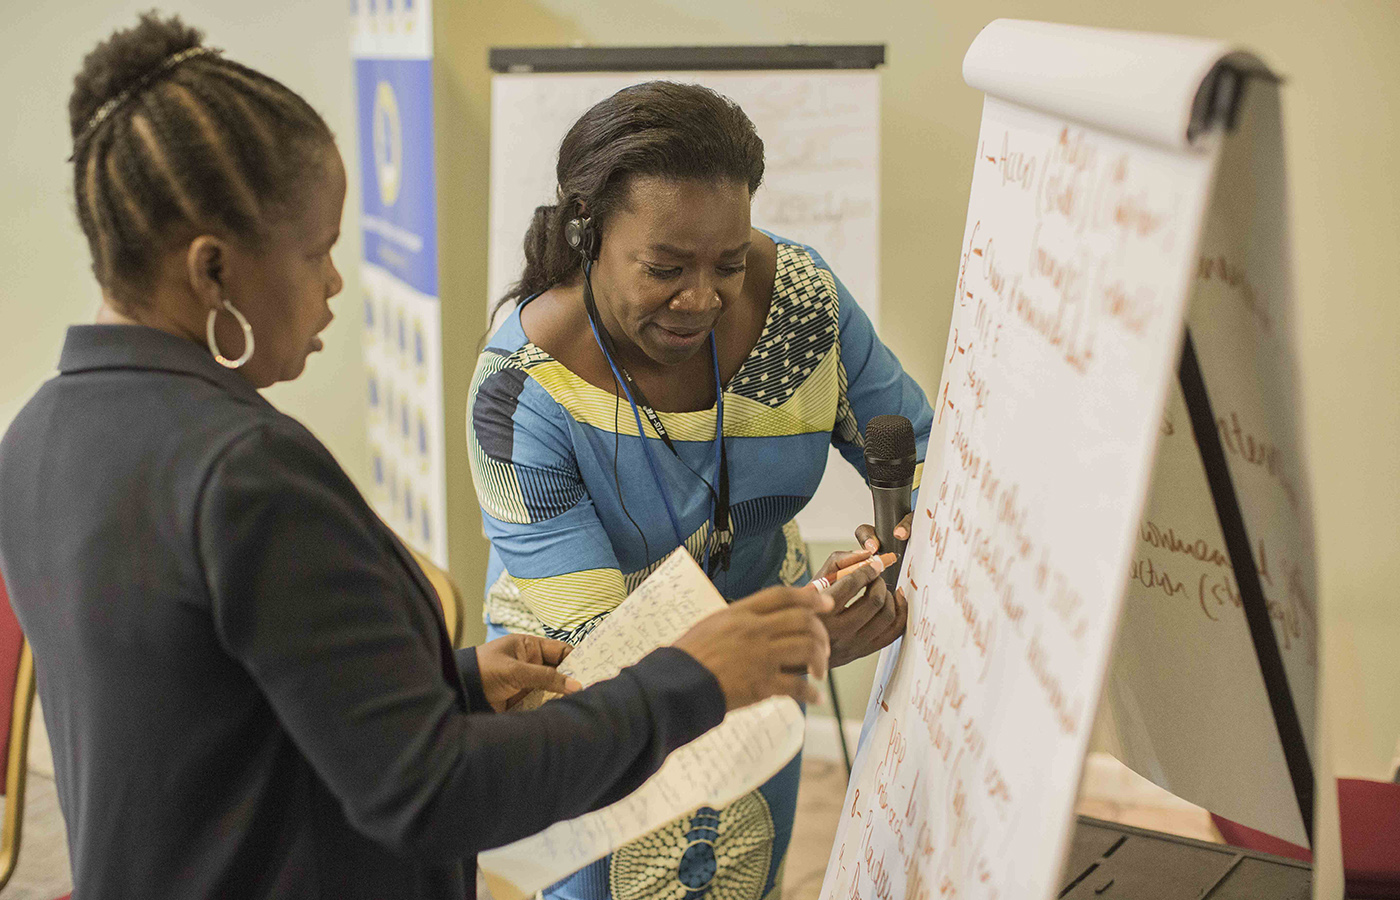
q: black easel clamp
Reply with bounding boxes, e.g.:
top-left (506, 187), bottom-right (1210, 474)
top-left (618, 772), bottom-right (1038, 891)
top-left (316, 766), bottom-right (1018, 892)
top-left (1187, 60), bottom-right (1284, 142)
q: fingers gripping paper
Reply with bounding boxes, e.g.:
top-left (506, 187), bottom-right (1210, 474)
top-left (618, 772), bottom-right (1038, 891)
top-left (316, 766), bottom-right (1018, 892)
top-left (479, 549), bottom-right (804, 900)
top-left (819, 20), bottom-right (1321, 900)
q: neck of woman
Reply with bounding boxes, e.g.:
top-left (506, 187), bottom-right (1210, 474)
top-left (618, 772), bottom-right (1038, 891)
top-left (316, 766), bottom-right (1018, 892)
top-left (96, 296), bottom-right (203, 347)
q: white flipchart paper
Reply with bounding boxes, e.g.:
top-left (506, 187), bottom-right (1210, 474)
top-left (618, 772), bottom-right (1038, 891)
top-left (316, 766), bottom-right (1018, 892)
top-left (820, 20), bottom-right (1324, 900)
top-left (1100, 61), bottom-right (1320, 848)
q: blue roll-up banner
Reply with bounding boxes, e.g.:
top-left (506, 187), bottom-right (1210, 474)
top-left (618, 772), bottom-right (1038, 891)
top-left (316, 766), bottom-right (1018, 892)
top-left (352, 1), bottom-right (447, 567)
top-left (356, 58), bottom-right (437, 296)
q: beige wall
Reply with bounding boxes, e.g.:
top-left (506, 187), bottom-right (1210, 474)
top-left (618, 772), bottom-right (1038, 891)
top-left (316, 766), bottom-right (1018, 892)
top-left (3, 0), bottom-right (1395, 784)
top-left (434, 1), bottom-right (1400, 781)
top-left (0, 1), bottom-right (369, 494)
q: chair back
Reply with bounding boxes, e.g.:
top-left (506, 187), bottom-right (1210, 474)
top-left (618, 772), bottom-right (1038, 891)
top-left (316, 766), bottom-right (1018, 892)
top-left (1213, 778), bottom-right (1400, 899)
top-left (408, 549), bottom-right (463, 648)
top-left (1335, 777), bottom-right (1400, 899)
top-left (0, 572), bottom-right (36, 890)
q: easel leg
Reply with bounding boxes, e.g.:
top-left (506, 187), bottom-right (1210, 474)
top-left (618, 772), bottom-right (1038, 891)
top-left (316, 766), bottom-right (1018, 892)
top-left (827, 670), bottom-right (853, 779)
top-left (1176, 328), bottom-right (1315, 846)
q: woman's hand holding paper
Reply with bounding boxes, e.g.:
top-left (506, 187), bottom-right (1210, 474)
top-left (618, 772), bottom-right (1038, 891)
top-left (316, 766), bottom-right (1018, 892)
top-left (477, 633), bottom-right (584, 711)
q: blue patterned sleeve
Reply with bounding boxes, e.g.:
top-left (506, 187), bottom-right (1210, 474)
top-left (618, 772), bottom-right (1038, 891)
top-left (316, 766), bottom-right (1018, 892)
top-left (811, 251), bottom-right (934, 496)
top-left (467, 352), bottom-right (628, 634)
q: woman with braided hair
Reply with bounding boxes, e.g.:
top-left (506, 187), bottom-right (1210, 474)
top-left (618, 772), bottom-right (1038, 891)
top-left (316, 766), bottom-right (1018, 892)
top-left (0, 15), bottom-right (876, 899)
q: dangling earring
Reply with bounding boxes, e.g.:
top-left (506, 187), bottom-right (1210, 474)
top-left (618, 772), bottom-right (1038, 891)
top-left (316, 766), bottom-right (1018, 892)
top-left (206, 299), bottom-right (255, 369)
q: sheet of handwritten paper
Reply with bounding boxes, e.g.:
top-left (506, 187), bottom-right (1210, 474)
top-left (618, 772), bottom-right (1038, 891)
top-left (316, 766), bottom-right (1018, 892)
top-left (1102, 74), bottom-right (1319, 846)
top-left (820, 22), bottom-right (1237, 900)
top-left (478, 549), bottom-right (804, 900)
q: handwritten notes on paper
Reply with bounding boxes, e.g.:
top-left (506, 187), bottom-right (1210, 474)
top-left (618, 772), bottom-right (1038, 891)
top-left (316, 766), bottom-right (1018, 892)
top-left (1103, 72), bottom-right (1319, 845)
top-left (819, 26), bottom-right (1234, 900)
top-left (479, 550), bottom-right (803, 900)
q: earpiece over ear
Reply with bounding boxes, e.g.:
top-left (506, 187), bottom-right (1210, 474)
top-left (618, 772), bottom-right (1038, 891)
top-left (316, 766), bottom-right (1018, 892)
top-left (564, 216), bottom-right (598, 262)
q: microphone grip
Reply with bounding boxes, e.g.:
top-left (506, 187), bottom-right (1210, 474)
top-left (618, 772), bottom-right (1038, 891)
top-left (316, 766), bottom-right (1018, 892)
top-left (870, 483), bottom-right (912, 589)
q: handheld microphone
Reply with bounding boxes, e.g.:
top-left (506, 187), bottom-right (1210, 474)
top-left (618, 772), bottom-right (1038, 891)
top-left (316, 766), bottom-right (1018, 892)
top-left (864, 415), bottom-right (916, 589)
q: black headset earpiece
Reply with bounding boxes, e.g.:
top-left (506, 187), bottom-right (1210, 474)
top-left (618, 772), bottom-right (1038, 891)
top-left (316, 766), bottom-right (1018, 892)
top-left (564, 216), bottom-right (598, 261)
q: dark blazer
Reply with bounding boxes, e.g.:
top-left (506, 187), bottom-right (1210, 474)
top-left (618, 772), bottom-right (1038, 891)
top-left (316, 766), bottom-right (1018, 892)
top-left (0, 325), bottom-right (724, 900)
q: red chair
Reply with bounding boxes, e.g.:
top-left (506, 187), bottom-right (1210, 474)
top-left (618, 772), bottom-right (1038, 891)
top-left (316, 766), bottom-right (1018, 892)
top-left (1212, 779), bottom-right (1400, 899)
top-left (0, 570), bottom-right (37, 892)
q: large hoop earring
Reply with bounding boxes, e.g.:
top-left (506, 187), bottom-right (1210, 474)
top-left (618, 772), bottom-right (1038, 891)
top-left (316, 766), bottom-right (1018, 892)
top-left (206, 300), bottom-right (255, 369)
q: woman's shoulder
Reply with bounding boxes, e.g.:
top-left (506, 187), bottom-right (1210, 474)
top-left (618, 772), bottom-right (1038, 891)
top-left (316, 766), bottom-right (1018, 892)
top-left (753, 230), bottom-right (842, 323)
top-left (115, 367), bottom-right (318, 488)
top-left (480, 303), bottom-right (532, 359)
top-left (470, 306), bottom-right (581, 440)
top-left (754, 230), bottom-right (845, 328)
top-left (475, 305), bottom-right (559, 385)
top-left (723, 232), bottom-right (844, 412)
top-left (475, 285), bottom-right (633, 427)
top-left (194, 401), bottom-right (342, 493)
top-left (479, 288), bottom-right (592, 373)
top-left (755, 229), bottom-right (832, 272)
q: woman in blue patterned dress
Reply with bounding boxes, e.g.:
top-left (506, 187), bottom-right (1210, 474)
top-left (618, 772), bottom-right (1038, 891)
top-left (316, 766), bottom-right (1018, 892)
top-left (468, 82), bottom-right (933, 900)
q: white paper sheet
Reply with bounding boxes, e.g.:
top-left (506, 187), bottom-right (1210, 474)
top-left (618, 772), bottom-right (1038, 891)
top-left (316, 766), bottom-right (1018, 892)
top-left (821, 20), bottom-right (1239, 900)
top-left (1103, 74), bottom-right (1319, 847)
top-left (822, 19), bottom-right (1334, 900)
top-left (964, 19), bottom-right (1247, 151)
top-left (479, 549), bottom-right (804, 900)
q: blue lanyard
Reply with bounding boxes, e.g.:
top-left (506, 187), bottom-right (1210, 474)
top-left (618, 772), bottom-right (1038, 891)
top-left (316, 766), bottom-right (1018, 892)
top-left (585, 311), bottom-right (728, 574)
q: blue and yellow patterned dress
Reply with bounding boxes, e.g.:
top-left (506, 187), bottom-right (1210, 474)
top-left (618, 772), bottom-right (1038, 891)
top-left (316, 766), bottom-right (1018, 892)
top-left (467, 234), bottom-right (932, 900)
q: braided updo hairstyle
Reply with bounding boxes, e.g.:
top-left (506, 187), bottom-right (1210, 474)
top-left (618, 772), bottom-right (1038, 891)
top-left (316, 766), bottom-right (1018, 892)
top-left (493, 81), bottom-right (765, 322)
top-left (69, 12), bottom-right (335, 309)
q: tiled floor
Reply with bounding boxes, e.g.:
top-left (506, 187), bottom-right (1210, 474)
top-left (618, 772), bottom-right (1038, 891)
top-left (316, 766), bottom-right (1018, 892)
top-left (780, 754), bottom-right (1220, 900)
top-left (2, 755), bottom-right (1217, 899)
top-left (783, 759), bottom-right (851, 899)
top-left (4, 769), bottom-right (72, 899)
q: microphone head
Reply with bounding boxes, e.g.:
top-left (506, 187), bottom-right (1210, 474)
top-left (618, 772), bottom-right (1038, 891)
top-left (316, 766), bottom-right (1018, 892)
top-left (864, 415), bottom-right (916, 487)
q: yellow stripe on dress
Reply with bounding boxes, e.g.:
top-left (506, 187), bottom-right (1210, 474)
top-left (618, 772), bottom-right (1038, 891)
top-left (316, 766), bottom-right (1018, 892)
top-left (530, 352), bottom-right (842, 440)
top-left (482, 570), bottom-right (551, 637)
top-left (486, 525), bottom-right (713, 639)
top-left (512, 568), bottom-right (628, 632)
top-left (527, 360), bottom-right (720, 441)
top-left (722, 350), bottom-right (841, 438)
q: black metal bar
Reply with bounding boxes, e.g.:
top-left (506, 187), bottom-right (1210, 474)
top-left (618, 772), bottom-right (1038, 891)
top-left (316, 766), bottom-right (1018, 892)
top-left (827, 670), bottom-right (853, 779)
top-left (489, 44), bottom-right (885, 73)
top-left (1187, 63), bottom-right (1284, 143)
top-left (1176, 328), bottom-right (1314, 846)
